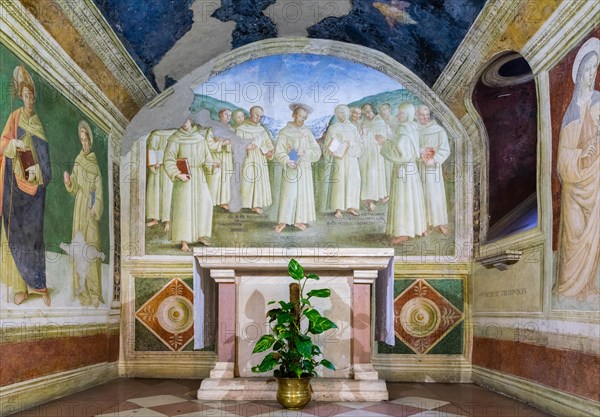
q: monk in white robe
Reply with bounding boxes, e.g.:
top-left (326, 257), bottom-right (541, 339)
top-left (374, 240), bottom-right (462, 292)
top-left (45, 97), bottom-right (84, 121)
top-left (381, 103), bottom-right (427, 244)
top-left (232, 109), bottom-right (246, 128)
top-left (146, 129), bottom-right (175, 231)
top-left (416, 105), bottom-right (451, 235)
top-left (379, 103), bottom-right (396, 195)
top-left (235, 106), bottom-right (274, 214)
top-left (164, 119), bottom-right (218, 251)
top-left (555, 41), bottom-right (600, 299)
top-left (64, 121), bottom-right (104, 307)
top-left (207, 109), bottom-right (233, 211)
top-left (359, 104), bottom-right (388, 211)
top-left (324, 105), bottom-right (363, 218)
top-left (379, 103), bottom-right (397, 132)
top-left (350, 107), bottom-right (362, 127)
top-left (274, 105), bottom-right (321, 233)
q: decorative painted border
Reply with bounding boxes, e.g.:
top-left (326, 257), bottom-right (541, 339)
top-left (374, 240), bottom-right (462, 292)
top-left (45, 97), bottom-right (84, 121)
top-left (521, 0), bottom-right (600, 73)
top-left (112, 161), bottom-right (122, 302)
top-left (135, 277), bottom-right (195, 352)
top-left (120, 259), bottom-right (216, 378)
top-left (373, 264), bottom-right (471, 381)
top-left (0, 322), bottom-right (118, 344)
top-left (0, 0), bottom-right (128, 136)
top-left (433, 0), bottom-right (524, 105)
top-left (473, 366), bottom-right (600, 417)
top-left (458, 110), bottom-right (485, 248)
top-left (55, 0), bottom-right (157, 107)
top-left (393, 279), bottom-right (465, 355)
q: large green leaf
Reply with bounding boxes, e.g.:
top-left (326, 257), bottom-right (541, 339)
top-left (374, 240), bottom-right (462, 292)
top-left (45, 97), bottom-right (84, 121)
top-left (309, 317), bottom-right (338, 334)
top-left (267, 308), bottom-right (283, 322)
top-left (279, 301), bottom-right (295, 311)
top-left (252, 334), bottom-right (275, 353)
top-left (307, 288), bottom-right (331, 299)
top-left (277, 312), bottom-right (294, 326)
top-left (304, 308), bottom-right (322, 321)
top-left (320, 359), bottom-right (336, 371)
top-left (288, 259), bottom-right (304, 281)
top-left (287, 349), bottom-right (301, 360)
top-left (302, 360), bottom-right (315, 374)
top-left (290, 363), bottom-right (303, 378)
top-left (252, 352), bottom-right (279, 373)
top-left (295, 335), bottom-right (313, 358)
top-left (273, 324), bottom-right (286, 337)
top-left (278, 329), bottom-right (293, 340)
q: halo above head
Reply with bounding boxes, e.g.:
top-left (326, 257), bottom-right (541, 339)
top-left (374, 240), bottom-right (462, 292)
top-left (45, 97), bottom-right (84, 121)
top-left (78, 120), bottom-right (94, 146)
top-left (12, 64), bottom-right (35, 97)
top-left (289, 103), bottom-right (313, 114)
top-left (572, 37), bottom-right (600, 83)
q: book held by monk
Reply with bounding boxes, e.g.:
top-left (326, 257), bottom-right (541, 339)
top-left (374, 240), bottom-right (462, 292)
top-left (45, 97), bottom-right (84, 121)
top-left (288, 148), bottom-right (300, 163)
top-left (147, 150), bottom-right (164, 166)
top-left (328, 138), bottom-right (348, 158)
top-left (177, 158), bottom-right (191, 178)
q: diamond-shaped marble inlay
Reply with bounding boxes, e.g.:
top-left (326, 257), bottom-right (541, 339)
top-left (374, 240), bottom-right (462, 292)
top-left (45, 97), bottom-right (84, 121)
top-left (394, 280), bottom-right (463, 354)
top-left (136, 278), bottom-right (194, 351)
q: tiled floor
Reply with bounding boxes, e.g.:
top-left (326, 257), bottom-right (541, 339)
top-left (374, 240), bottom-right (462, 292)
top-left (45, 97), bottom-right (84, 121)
top-left (8, 378), bottom-right (556, 417)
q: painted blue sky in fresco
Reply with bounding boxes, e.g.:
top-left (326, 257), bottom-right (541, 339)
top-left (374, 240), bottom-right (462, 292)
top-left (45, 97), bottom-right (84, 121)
top-left (93, 0), bottom-right (487, 90)
top-left (194, 54), bottom-right (404, 121)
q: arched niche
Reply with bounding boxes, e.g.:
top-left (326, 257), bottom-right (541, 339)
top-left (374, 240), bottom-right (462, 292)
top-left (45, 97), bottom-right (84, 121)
top-left (471, 52), bottom-right (538, 243)
top-left (120, 38), bottom-right (471, 260)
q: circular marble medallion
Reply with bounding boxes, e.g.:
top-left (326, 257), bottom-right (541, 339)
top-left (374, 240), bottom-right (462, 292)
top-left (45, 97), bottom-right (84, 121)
top-left (399, 297), bottom-right (441, 337)
top-left (156, 295), bottom-right (194, 333)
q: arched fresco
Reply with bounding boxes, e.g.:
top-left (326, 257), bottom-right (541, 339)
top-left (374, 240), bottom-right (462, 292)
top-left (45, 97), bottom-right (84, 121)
top-left (122, 39), bottom-right (469, 259)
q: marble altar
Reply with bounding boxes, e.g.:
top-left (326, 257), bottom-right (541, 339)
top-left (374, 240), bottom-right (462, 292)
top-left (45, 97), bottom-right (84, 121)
top-left (194, 247), bottom-right (393, 401)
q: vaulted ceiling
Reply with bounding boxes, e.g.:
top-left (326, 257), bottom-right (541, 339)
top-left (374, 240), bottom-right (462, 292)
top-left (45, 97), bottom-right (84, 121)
top-left (15, 0), bottom-right (562, 123)
top-left (92, 0), bottom-right (487, 90)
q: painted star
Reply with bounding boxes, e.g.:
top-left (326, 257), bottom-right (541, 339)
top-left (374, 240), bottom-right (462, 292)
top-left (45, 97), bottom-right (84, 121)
top-left (373, 1), bottom-right (417, 29)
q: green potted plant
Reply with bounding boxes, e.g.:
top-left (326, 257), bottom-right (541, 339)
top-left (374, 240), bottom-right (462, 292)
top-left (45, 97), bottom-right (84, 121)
top-left (251, 258), bottom-right (337, 409)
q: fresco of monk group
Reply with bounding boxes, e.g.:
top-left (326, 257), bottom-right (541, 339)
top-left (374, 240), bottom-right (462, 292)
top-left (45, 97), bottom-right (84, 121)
top-left (144, 55), bottom-right (455, 256)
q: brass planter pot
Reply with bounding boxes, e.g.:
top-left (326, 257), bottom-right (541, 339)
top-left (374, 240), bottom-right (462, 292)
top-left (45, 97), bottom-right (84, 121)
top-left (276, 377), bottom-right (312, 409)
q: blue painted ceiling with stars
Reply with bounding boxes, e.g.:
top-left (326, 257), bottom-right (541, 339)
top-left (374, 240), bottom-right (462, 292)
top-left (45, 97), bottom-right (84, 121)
top-left (93, 0), bottom-right (487, 91)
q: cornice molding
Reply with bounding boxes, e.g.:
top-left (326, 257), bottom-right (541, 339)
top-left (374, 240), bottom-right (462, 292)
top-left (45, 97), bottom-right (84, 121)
top-left (56, 0), bottom-right (157, 107)
top-left (0, 0), bottom-right (128, 135)
top-left (433, 0), bottom-right (525, 105)
top-left (521, 0), bottom-right (600, 73)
